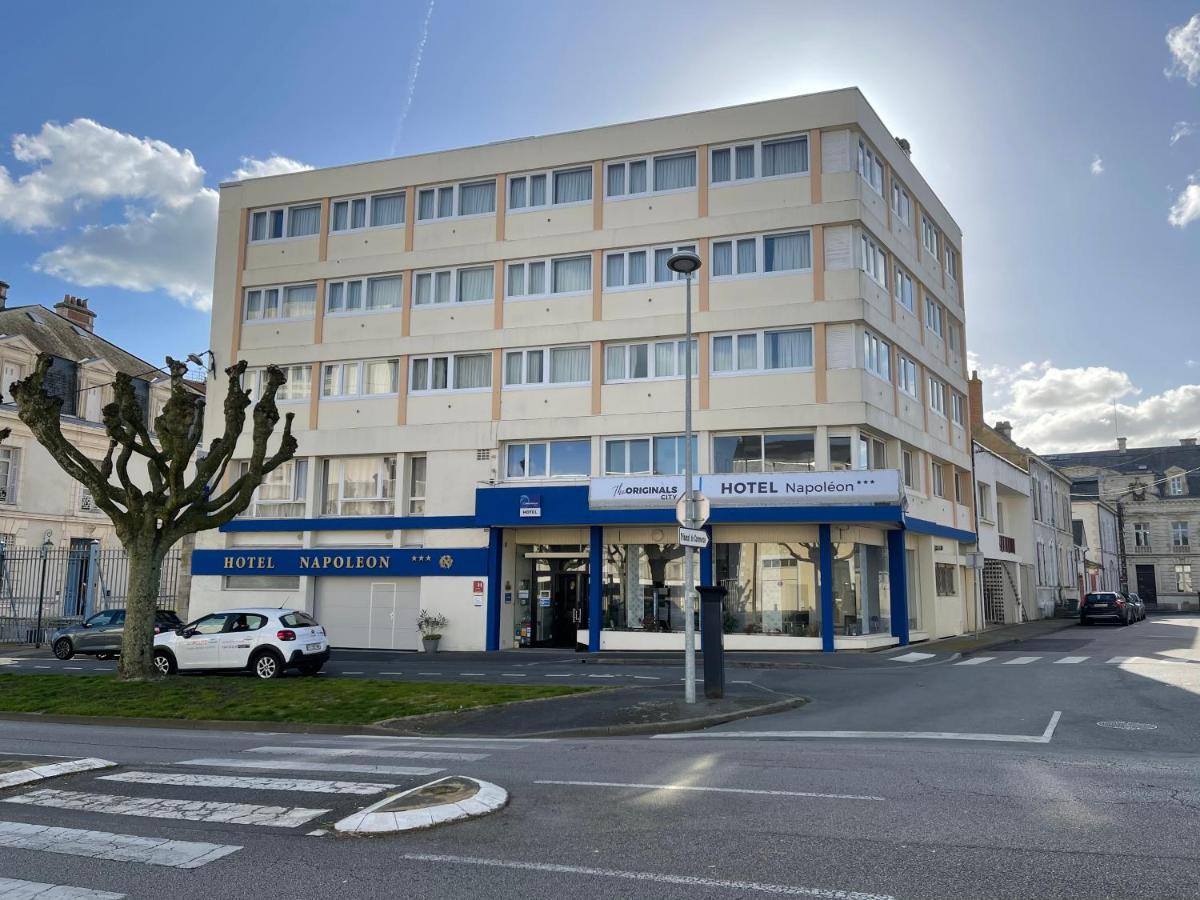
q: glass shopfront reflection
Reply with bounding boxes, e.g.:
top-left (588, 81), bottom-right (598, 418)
top-left (601, 543), bottom-right (689, 631)
top-left (715, 542), bottom-right (821, 636)
top-left (831, 542), bottom-right (891, 635)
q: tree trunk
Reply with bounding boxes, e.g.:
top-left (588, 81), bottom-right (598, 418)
top-left (117, 545), bottom-right (166, 682)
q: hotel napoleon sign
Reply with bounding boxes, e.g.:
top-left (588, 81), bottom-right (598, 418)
top-left (588, 471), bottom-right (902, 509)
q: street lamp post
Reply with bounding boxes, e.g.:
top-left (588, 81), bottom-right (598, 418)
top-left (34, 533), bottom-right (53, 648)
top-left (667, 250), bottom-right (702, 704)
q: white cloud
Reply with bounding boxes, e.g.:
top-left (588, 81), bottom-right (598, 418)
top-left (1168, 176), bottom-right (1200, 228)
top-left (392, 0), bottom-right (436, 154)
top-left (231, 155), bottom-right (312, 181)
top-left (1170, 121), bottom-right (1198, 145)
top-left (1188, 359), bottom-right (1199, 368)
top-left (1166, 14), bottom-right (1200, 85)
top-left (976, 359), bottom-right (1200, 453)
top-left (1089, 154), bottom-right (1104, 176)
top-left (0, 118), bottom-right (309, 309)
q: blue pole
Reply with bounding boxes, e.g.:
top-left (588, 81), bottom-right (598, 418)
top-left (888, 529), bottom-right (909, 645)
top-left (819, 523), bottom-right (835, 652)
top-left (588, 526), bottom-right (602, 653)
top-left (485, 528), bottom-right (502, 651)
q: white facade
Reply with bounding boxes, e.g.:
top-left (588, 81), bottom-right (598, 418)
top-left (1029, 457), bottom-right (1079, 616)
top-left (1073, 499), bottom-right (1120, 593)
top-left (972, 442), bottom-right (1035, 625)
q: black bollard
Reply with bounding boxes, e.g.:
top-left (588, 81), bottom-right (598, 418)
top-left (697, 585), bottom-right (728, 699)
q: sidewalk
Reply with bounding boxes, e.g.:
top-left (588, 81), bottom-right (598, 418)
top-left (922, 617), bottom-right (1079, 655)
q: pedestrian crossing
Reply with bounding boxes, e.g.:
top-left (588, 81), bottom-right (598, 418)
top-left (951, 653), bottom-right (1200, 667)
top-left (0, 735), bottom-right (544, 895)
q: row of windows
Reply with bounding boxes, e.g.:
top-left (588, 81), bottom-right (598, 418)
top-left (862, 331), bottom-right (966, 425)
top-left (858, 228), bottom-right (962, 351)
top-left (1132, 521), bottom-right (1195, 548)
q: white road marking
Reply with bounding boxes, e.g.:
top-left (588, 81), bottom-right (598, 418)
top-left (99, 771), bottom-right (395, 795)
top-left (953, 657), bottom-right (994, 666)
top-left (889, 651), bottom-right (935, 663)
top-left (0, 820), bottom-right (240, 868)
top-left (656, 711), bottom-right (1064, 745)
top-left (245, 746), bottom-right (487, 761)
top-left (1055, 656), bottom-right (1089, 664)
top-left (632, 675), bottom-right (660, 680)
top-left (291, 735), bottom-right (555, 745)
top-left (399, 853), bottom-right (896, 899)
top-left (588, 674), bottom-right (615, 678)
top-left (381, 672), bottom-right (405, 676)
top-left (34, 666), bottom-right (50, 669)
top-left (418, 672), bottom-right (439, 675)
top-left (3, 789), bottom-right (328, 829)
top-left (177, 757), bottom-right (444, 776)
top-left (501, 673), bottom-right (527, 677)
top-left (535, 780), bottom-right (884, 801)
top-left (0, 757), bottom-right (115, 789)
top-left (341, 671), bottom-right (364, 675)
top-left (0, 877), bottom-right (124, 899)
top-left (1003, 656), bottom-right (1040, 665)
top-left (460, 672), bottom-right (485, 676)
top-left (1107, 656), bottom-right (1131, 664)
top-left (65, 666), bottom-right (83, 670)
top-left (544, 674), bottom-right (571, 678)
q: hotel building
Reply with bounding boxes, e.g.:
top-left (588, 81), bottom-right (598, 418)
top-left (190, 88), bottom-right (977, 652)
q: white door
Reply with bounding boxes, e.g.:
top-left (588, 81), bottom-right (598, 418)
top-left (369, 583), bottom-right (397, 649)
top-left (175, 613), bottom-right (229, 669)
top-left (315, 578), bottom-right (420, 650)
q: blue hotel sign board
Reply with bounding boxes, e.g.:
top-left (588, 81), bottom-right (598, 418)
top-left (192, 548), bottom-right (488, 577)
top-left (518, 493), bottom-right (542, 518)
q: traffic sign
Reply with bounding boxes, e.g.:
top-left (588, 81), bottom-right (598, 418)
top-left (675, 492), bottom-right (711, 527)
top-left (677, 527), bottom-right (709, 549)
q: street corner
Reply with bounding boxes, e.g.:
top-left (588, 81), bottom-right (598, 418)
top-left (0, 754), bottom-right (115, 790)
top-left (333, 776), bottom-right (508, 835)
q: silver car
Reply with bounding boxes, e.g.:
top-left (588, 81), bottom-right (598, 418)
top-left (51, 609), bottom-right (183, 660)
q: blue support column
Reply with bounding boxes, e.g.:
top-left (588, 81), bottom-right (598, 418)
top-left (588, 525), bottom-right (602, 653)
top-left (888, 529), bottom-right (910, 646)
top-left (819, 523), bottom-right (835, 653)
top-left (485, 528), bottom-right (502, 652)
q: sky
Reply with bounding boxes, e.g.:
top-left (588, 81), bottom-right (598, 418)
top-left (0, 0), bottom-right (1198, 452)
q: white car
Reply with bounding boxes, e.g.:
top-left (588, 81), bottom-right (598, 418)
top-left (153, 608), bottom-right (330, 679)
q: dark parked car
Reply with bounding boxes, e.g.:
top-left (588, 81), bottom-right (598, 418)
top-left (51, 609), bottom-right (183, 660)
top-left (1080, 592), bottom-right (1134, 626)
top-left (1127, 593), bottom-right (1147, 621)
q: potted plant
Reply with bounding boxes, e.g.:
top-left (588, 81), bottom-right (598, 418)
top-left (417, 610), bottom-right (448, 653)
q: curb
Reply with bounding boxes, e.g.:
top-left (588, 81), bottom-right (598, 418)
top-left (334, 776), bottom-right (507, 834)
top-left (0, 757), bottom-right (115, 789)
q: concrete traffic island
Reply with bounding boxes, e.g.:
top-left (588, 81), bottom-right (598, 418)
top-left (0, 755), bottom-right (114, 789)
top-left (334, 776), bottom-right (507, 835)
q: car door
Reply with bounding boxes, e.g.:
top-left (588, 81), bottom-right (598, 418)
top-left (174, 613), bottom-right (231, 670)
top-left (217, 613), bottom-right (268, 668)
top-left (96, 610), bottom-right (126, 652)
top-left (76, 610), bottom-right (117, 652)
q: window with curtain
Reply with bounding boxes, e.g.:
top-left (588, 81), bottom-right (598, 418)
top-left (735, 144), bottom-right (755, 179)
top-left (507, 260), bottom-right (548, 298)
top-left (764, 329), bottom-right (812, 369)
top-left (712, 237), bottom-right (759, 277)
top-left (331, 197), bottom-right (368, 232)
top-left (505, 440), bottom-right (590, 479)
top-left (249, 209), bottom-right (272, 242)
top-left (603, 249), bottom-right (649, 288)
top-left (407, 455), bottom-right (427, 514)
top-left (281, 284), bottom-right (317, 318)
top-left (457, 266), bottom-right (494, 303)
top-left (458, 180), bottom-right (496, 216)
top-left (761, 137), bottom-right (808, 176)
top-left (551, 256), bottom-right (591, 293)
top-left (276, 365), bottom-right (312, 402)
top-left (894, 268), bottom-right (915, 312)
top-left (321, 456), bottom-right (396, 517)
top-left (244, 286), bottom-right (294, 321)
top-left (711, 147), bottom-right (732, 183)
top-left (364, 359), bottom-right (399, 394)
top-left (549, 346), bottom-right (590, 384)
top-left (604, 340), bottom-right (693, 381)
top-left (370, 192), bottom-right (405, 227)
top-left (414, 269), bottom-right (454, 305)
top-left (653, 152), bottom-right (696, 191)
top-left (286, 205), bottom-right (320, 237)
top-left (764, 232), bottom-right (811, 272)
top-left (417, 189), bottom-right (436, 221)
top-left (713, 433), bottom-right (815, 473)
top-left (606, 156), bottom-right (665, 196)
top-left (553, 167), bottom-right (592, 204)
top-left (509, 173), bottom-right (551, 210)
top-left (365, 275), bottom-right (402, 310)
top-left (453, 353), bottom-right (492, 389)
top-left (504, 349), bottom-right (544, 386)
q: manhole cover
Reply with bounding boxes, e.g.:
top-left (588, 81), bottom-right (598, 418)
top-left (1096, 721), bottom-right (1158, 731)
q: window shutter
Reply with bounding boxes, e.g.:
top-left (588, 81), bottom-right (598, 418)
top-left (824, 226), bottom-right (853, 270)
top-left (821, 130), bottom-right (851, 173)
top-left (7, 448), bottom-right (19, 504)
top-left (826, 325), bottom-right (855, 369)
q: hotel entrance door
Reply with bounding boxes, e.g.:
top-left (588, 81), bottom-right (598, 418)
top-left (516, 547), bottom-right (589, 648)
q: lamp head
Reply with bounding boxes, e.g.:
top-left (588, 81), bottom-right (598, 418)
top-left (666, 250), bottom-right (702, 275)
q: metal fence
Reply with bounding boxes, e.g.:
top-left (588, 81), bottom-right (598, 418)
top-left (0, 544), bottom-right (183, 645)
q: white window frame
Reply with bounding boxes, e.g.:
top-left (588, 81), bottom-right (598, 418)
top-left (604, 338), bottom-right (696, 384)
top-left (710, 231), bottom-right (813, 281)
top-left (503, 345), bottom-right (591, 389)
top-left (977, 482), bottom-right (993, 522)
top-left (951, 391), bottom-right (966, 427)
top-left (237, 458), bottom-right (309, 519)
top-left (507, 166), bottom-right (592, 212)
top-left (860, 230), bottom-right (887, 287)
top-left (506, 254), bottom-right (592, 300)
top-left (931, 462), bottom-right (946, 498)
top-left (603, 242), bottom-right (699, 290)
top-left (503, 439), bottom-right (593, 481)
top-left (1173, 521), bottom-right (1190, 547)
top-left (945, 245), bottom-right (959, 281)
top-left (604, 149), bottom-right (698, 200)
top-left (320, 456), bottom-right (397, 518)
top-left (407, 455), bottom-right (427, 515)
top-left (711, 431), bottom-right (817, 474)
top-left (711, 328), bottom-right (815, 376)
top-left (863, 331), bottom-right (891, 383)
top-left (330, 191), bottom-right (407, 233)
top-left (0, 446), bottom-right (20, 504)
top-left (248, 204), bottom-right (321, 244)
top-left (416, 179), bottom-right (497, 222)
top-left (325, 274), bottom-right (404, 316)
top-left (921, 215), bottom-right (940, 260)
top-left (902, 448), bottom-right (920, 491)
top-left (1168, 475), bottom-right (1185, 496)
top-left (928, 375), bottom-right (947, 417)
top-left (893, 266), bottom-right (915, 313)
top-left (603, 434), bottom-right (696, 476)
top-left (925, 297), bottom-right (944, 338)
top-left (408, 353), bottom-right (493, 394)
top-left (891, 179), bottom-right (912, 226)
top-left (897, 355), bottom-right (919, 398)
top-left (1133, 522), bottom-right (1150, 547)
top-left (243, 282), bottom-right (318, 323)
top-left (246, 365), bottom-right (312, 404)
top-left (413, 264), bottom-right (496, 306)
top-left (856, 138), bottom-right (884, 194)
top-left (321, 358), bottom-right (401, 400)
top-left (1177, 564), bottom-right (1193, 592)
top-left (709, 134), bottom-right (810, 186)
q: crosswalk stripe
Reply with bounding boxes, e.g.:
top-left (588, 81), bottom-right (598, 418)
top-left (0, 820), bottom-right (240, 868)
top-left (953, 657), bottom-right (994, 666)
top-left (244, 746), bottom-right (487, 762)
top-left (3, 789), bottom-right (328, 829)
top-left (1107, 656), bottom-right (1131, 664)
top-left (1002, 657), bottom-right (1040, 665)
top-left (177, 757), bottom-right (444, 776)
top-left (1054, 656), bottom-right (1089, 664)
top-left (98, 771), bottom-right (395, 795)
top-left (0, 877), bottom-right (124, 899)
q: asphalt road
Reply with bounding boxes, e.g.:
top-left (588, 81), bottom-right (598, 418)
top-left (2, 616), bottom-right (1199, 899)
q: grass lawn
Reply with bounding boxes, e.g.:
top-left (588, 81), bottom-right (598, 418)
top-left (0, 674), bottom-right (591, 726)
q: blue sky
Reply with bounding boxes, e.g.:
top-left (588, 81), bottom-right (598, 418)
top-left (0, 0), bottom-right (1198, 450)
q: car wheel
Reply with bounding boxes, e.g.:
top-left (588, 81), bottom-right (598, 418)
top-left (252, 650), bottom-right (283, 680)
top-left (299, 661), bottom-right (324, 676)
top-left (52, 638), bottom-right (74, 660)
top-left (153, 650), bottom-right (176, 676)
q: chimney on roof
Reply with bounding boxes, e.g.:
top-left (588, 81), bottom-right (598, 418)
top-left (994, 420), bottom-right (1013, 441)
top-left (53, 294), bottom-right (96, 333)
top-left (895, 136), bottom-right (912, 156)
top-left (1182, 438), bottom-right (1197, 447)
top-left (1117, 437), bottom-right (1127, 452)
top-left (968, 370), bottom-right (984, 431)
top-left (0, 281), bottom-right (8, 309)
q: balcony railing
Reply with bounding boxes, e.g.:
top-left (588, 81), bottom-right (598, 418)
top-left (1132, 545), bottom-right (1153, 554)
top-left (998, 535), bottom-right (1016, 554)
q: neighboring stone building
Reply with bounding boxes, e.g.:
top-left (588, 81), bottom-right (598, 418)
top-left (1046, 439), bottom-right (1200, 609)
top-left (1070, 477), bottom-right (1120, 594)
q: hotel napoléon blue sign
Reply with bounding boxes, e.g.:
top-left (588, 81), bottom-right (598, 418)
top-left (192, 547), bottom-right (488, 577)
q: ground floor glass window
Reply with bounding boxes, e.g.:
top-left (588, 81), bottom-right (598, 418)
top-left (601, 544), bottom-right (688, 631)
top-left (715, 542), bottom-right (820, 636)
top-left (831, 542), bottom-right (890, 635)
